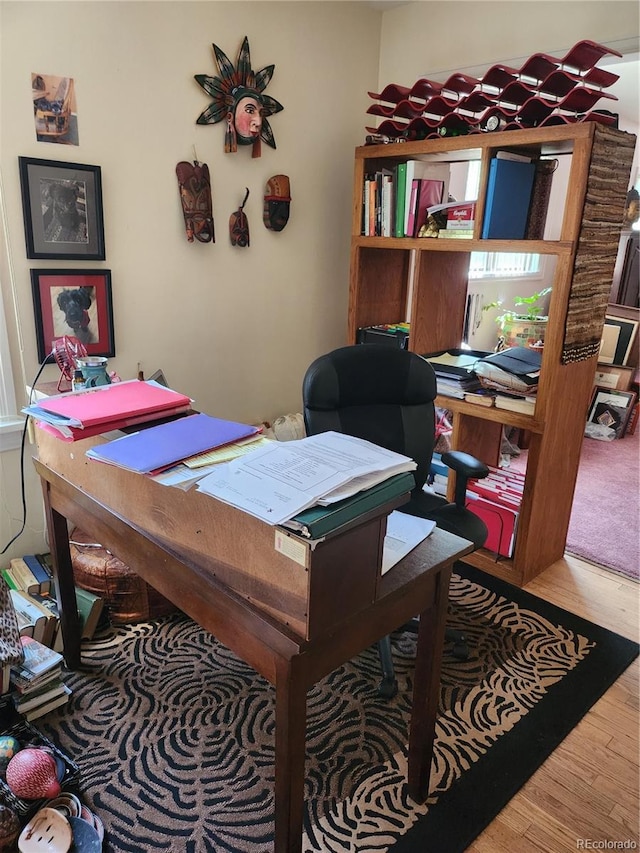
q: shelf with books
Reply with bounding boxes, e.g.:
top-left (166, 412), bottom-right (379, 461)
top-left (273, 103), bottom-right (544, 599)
top-left (349, 122), bottom-right (635, 586)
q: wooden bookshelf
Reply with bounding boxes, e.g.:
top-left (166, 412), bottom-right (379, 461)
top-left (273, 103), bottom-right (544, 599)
top-left (348, 123), bottom-right (636, 586)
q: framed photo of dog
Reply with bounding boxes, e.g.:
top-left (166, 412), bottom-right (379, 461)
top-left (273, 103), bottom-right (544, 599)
top-left (31, 269), bottom-right (114, 362)
top-left (19, 156), bottom-right (105, 260)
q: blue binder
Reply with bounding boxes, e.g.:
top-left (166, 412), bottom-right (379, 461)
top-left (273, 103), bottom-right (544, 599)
top-left (481, 158), bottom-right (535, 240)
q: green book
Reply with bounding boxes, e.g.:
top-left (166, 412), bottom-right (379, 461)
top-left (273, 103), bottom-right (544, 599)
top-left (394, 163), bottom-right (407, 238)
top-left (1, 568), bottom-right (19, 591)
top-left (75, 586), bottom-right (105, 640)
top-left (281, 471), bottom-right (415, 540)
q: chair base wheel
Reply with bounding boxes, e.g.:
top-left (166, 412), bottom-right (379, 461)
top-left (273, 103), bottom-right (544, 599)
top-left (377, 677), bottom-right (398, 699)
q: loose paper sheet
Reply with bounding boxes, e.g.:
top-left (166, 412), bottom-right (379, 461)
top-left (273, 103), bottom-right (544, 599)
top-left (381, 511), bottom-right (436, 575)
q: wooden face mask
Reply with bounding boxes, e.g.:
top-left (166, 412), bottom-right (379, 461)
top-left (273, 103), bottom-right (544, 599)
top-left (229, 188), bottom-right (250, 247)
top-left (263, 174), bottom-right (291, 232)
top-left (175, 161), bottom-right (215, 243)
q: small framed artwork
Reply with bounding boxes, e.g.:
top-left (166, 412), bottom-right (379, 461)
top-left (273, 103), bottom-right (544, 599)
top-left (585, 386), bottom-right (637, 441)
top-left (19, 156), bottom-right (105, 260)
top-left (30, 269), bottom-right (114, 363)
top-left (599, 313), bottom-right (638, 366)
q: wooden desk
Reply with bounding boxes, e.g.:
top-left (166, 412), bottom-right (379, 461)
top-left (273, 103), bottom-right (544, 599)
top-left (34, 428), bottom-right (472, 853)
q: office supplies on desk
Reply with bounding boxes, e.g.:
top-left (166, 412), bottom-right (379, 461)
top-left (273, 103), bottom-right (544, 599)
top-left (85, 413), bottom-right (261, 474)
top-left (280, 471), bottom-right (415, 539)
top-left (196, 431), bottom-right (417, 525)
top-left (23, 379), bottom-right (192, 430)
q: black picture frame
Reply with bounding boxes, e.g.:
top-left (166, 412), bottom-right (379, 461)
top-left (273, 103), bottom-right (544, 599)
top-left (585, 386), bottom-right (637, 441)
top-left (19, 156), bottom-right (105, 260)
top-left (31, 269), bottom-right (115, 363)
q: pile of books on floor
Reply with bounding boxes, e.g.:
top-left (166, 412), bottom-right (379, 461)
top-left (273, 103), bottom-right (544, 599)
top-left (3, 553), bottom-right (105, 651)
top-left (10, 636), bottom-right (71, 722)
top-left (465, 465), bottom-right (525, 559)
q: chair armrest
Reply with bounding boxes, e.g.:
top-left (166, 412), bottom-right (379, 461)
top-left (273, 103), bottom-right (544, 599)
top-left (441, 450), bottom-right (489, 481)
top-left (440, 451), bottom-right (490, 508)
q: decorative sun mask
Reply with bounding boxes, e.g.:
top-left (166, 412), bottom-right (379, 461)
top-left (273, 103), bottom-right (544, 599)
top-left (195, 36), bottom-right (284, 158)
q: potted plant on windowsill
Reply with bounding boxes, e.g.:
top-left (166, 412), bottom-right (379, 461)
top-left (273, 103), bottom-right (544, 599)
top-left (483, 287), bottom-right (552, 349)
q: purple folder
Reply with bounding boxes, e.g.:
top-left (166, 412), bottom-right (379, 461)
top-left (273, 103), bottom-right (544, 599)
top-left (85, 412), bottom-right (260, 473)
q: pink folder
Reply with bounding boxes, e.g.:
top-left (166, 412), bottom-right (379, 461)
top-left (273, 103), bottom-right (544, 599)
top-left (37, 380), bottom-right (192, 429)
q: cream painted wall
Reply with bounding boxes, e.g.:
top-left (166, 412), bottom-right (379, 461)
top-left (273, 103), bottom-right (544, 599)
top-left (378, 1), bottom-right (639, 87)
top-left (0, 1), bottom-right (381, 559)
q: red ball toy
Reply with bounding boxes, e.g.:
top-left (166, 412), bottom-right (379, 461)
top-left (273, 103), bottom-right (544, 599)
top-left (5, 749), bottom-right (61, 800)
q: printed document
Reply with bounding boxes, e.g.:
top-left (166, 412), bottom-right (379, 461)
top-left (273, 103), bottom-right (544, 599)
top-left (196, 431), bottom-right (416, 525)
top-left (381, 511), bottom-right (436, 574)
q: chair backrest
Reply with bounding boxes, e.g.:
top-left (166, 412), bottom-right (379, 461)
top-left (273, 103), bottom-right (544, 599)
top-left (302, 344), bottom-right (437, 490)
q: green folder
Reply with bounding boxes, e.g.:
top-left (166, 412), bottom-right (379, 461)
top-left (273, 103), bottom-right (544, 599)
top-left (282, 471), bottom-right (415, 539)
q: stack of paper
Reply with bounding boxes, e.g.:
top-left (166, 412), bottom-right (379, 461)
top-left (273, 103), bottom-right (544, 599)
top-left (23, 379), bottom-right (192, 440)
top-left (196, 431), bottom-right (417, 526)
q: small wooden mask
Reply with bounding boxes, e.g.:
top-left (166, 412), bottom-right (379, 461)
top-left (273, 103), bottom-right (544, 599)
top-left (229, 188), bottom-right (250, 247)
top-left (263, 174), bottom-right (291, 231)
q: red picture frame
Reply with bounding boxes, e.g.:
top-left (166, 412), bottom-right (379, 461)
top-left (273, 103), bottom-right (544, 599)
top-left (30, 269), bottom-right (115, 363)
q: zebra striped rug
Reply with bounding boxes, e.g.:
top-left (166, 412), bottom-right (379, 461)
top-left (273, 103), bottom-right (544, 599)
top-left (39, 565), bottom-right (638, 853)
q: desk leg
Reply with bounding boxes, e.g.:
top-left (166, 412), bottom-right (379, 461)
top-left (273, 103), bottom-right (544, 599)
top-left (407, 565), bottom-right (452, 802)
top-left (274, 657), bottom-right (307, 853)
top-left (41, 481), bottom-right (82, 669)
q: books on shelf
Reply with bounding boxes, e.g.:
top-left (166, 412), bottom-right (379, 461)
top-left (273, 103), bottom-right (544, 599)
top-left (394, 163), bottom-right (407, 238)
top-left (463, 390), bottom-right (496, 407)
top-left (481, 157), bottom-right (535, 240)
top-left (494, 394), bottom-right (537, 415)
top-left (361, 161), bottom-right (450, 239)
top-left (437, 228), bottom-right (474, 239)
top-left (409, 178), bottom-right (446, 238)
top-left (403, 161), bottom-right (449, 236)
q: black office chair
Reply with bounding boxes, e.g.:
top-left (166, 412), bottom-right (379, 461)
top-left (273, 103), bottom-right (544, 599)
top-left (302, 344), bottom-right (490, 697)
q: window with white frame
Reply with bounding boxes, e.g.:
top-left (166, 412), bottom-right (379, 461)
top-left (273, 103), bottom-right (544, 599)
top-left (0, 173), bottom-right (24, 451)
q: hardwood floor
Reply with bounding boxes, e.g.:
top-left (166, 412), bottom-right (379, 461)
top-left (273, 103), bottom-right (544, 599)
top-left (469, 554), bottom-right (639, 852)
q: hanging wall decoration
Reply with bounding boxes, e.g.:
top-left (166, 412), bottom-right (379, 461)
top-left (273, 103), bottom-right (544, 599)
top-left (175, 159), bottom-right (215, 243)
top-left (263, 174), bottom-right (291, 232)
top-left (229, 188), bottom-right (250, 247)
top-left (194, 36), bottom-right (283, 158)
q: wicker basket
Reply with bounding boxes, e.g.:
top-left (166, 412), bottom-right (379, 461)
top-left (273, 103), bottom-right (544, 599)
top-left (69, 528), bottom-right (176, 624)
top-left (0, 721), bottom-right (79, 818)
